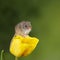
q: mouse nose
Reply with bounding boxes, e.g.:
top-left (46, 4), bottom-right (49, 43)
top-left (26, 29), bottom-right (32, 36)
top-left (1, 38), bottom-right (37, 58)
top-left (27, 26), bottom-right (32, 30)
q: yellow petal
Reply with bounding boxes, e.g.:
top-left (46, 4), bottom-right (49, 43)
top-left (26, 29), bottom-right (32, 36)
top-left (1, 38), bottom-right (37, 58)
top-left (22, 36), bottom-right (39, 56)
top-left (10, 35), bottom-right (28, 57)
top-left (9, 35), bottom-right (39, 57)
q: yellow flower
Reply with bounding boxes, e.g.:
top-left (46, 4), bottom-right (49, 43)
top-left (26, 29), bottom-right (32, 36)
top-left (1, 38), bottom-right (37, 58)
top-left (9, 35), bottom-right (39, 57)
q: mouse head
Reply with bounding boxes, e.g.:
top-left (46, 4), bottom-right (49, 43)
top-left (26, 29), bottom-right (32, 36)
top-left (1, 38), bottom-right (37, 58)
top-left (15, 21), bottom-right (32, 35)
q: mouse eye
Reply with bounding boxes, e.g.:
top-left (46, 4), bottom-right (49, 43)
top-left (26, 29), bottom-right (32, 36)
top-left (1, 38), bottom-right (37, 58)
top-left (24, 25), bottom-right (27, 28)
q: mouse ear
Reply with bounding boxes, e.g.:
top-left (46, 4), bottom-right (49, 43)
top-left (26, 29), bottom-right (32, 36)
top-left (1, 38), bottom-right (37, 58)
top-left (20, 21), bottom-right (26, 24)
top-left (20, 21), bottom-right (26, 23)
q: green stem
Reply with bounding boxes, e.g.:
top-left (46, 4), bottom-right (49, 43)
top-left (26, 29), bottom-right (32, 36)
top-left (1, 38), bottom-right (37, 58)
top-left (15, 56), bottom-right (18, 60)
top-left (1, 50), bottom-right (4, 60)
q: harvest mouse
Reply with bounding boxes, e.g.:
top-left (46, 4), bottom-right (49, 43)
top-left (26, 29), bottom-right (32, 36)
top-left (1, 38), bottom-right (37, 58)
top-left (15, 21), bottom-right (32, 37)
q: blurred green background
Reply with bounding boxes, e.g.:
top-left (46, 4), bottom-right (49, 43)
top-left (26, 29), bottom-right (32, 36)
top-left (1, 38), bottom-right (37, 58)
top-left (0, 0), bottom-right (60, 60)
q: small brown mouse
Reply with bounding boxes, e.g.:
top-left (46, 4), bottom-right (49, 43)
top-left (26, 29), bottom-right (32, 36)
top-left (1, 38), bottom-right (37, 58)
top-left (15, 21), bottom-right (32, 37)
